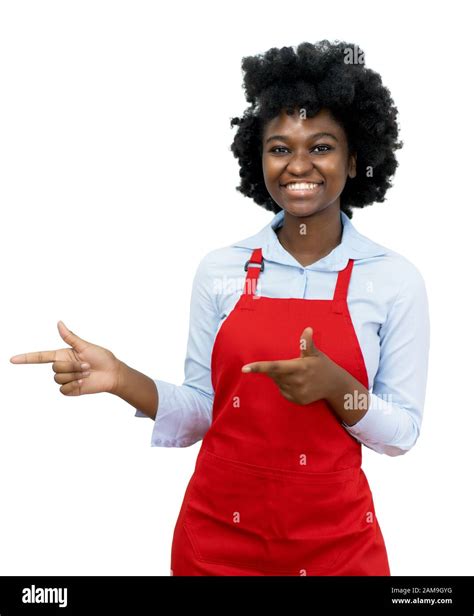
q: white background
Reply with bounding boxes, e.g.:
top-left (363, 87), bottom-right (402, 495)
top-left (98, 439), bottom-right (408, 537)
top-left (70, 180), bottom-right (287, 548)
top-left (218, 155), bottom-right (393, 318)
top-left (1, 0), bottom-right (472, 576)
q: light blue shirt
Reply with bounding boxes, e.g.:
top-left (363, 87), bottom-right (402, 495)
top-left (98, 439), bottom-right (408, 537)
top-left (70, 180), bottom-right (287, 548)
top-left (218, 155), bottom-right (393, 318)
top-left (135, 210), bottom-right (430, 456)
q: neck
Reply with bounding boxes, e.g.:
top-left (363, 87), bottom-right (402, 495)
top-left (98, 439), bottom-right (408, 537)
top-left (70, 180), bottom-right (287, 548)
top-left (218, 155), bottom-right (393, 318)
top-left (276, 205), bottom-right (343, 267)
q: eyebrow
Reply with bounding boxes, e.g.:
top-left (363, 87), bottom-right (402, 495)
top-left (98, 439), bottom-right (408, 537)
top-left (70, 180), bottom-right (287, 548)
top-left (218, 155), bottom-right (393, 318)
top-left (265, 132), bottom-right (339, 144)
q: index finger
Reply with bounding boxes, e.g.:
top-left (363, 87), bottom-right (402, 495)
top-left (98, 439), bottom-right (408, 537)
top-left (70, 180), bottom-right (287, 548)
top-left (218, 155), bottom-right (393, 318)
top-left (10, 350), bottom-right (58, 364)
top-left (241, 359), bottom-right (299, 374)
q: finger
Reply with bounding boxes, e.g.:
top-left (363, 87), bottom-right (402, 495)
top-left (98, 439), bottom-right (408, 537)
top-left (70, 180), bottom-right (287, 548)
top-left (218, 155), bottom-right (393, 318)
top-left (54, 371), bottom-right (90, 384)
top-left (59, 379), bottom-right (85, 396)
top-left (57, 320), bottom-right (89, 353)
top-left (299, 327), bottom-right (318, 358)
top-left (52, 360), bottom-right (90, 374)
top-left (10, 350), bottom-right (58, 364)
top-left (242, 359), bottom-right (299, 374)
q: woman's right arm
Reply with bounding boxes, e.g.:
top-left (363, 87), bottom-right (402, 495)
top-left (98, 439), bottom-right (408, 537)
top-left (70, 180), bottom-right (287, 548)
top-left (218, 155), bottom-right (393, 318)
top-left (112, 361), bottom-right (159, 420)
top-left (132, 252), bottom-right (221, 447)
top-left (10, 252), bottom-right (220, 447)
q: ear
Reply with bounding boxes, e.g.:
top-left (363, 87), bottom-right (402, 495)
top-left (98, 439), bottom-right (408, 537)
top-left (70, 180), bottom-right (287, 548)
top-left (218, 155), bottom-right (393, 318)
top-left (348, 151), bottom-right (357, 179)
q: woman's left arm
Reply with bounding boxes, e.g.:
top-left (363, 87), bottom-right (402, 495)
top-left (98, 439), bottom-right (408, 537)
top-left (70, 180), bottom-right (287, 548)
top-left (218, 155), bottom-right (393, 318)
top-left (337, 262), bottom-right (430, 456)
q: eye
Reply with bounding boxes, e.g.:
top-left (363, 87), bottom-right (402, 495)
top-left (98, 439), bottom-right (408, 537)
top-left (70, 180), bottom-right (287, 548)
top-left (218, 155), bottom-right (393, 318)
top-left (269, 144), bottom-right (333, 154)
top-left (312, 144), bottom-right (332, 153)
top-left (269, 146), bottom-right (289, 154)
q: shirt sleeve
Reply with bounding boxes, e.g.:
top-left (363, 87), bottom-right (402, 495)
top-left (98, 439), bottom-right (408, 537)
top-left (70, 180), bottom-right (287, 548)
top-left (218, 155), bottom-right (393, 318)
top-left (134, 253), bottom-right (219, 447)
top-left (342, 260), bottom-right (430, 456)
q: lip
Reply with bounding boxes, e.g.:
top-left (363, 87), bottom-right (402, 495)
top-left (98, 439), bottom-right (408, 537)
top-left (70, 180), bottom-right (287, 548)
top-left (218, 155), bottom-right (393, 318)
top-left (280, 182), bottom-right (324, 198)
top-left (280, 180), bottom-right (324, 186)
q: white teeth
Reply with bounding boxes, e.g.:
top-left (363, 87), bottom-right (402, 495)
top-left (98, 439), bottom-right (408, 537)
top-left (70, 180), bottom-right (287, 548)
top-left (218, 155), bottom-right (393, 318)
top-left (285, 182), bottom-right (321, 190)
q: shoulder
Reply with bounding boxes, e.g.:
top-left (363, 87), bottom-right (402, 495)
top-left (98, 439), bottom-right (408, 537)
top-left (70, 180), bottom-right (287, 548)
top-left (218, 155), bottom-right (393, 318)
top-left (343, 214), bottom-right (427, 300)
top-left (369, 249), bottom-right (426, 289)
top-left (350, 222), bottom-right (427, 297)
top-left (193, 242), bottom-right (251, 278)
top-left (357, 245), bottom-right (429, 323)
top-left (347, 224), bottom-right (429, 322)
top-left (194, 214), bottom-right (273, 276)
top-left (190, 244), bottom-right (251, 308)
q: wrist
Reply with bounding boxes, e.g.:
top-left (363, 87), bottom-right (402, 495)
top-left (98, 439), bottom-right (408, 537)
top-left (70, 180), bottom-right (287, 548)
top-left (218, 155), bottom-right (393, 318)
top-left (322, 356), bottom-right (347, 402)
top-left (324, 361), bottom-right (370, 425)
top-left (111, 359), bottom-right (128, 397)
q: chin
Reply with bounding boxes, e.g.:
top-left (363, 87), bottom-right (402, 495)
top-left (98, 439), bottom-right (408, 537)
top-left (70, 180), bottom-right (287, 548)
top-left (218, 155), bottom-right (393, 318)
top-left (283, 203), bottom-right (325, 217)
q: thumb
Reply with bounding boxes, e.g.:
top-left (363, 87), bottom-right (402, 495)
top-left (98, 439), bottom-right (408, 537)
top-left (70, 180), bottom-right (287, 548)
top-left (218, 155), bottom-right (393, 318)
top-left (57, 320), bottom-right (89, 353)
top-left (299, 326), bottom-right (318, 358)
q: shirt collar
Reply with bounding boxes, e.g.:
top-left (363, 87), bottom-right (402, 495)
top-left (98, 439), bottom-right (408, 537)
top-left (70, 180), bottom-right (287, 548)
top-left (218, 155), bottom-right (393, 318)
top-left (231, 210), bottom-right (388, 271)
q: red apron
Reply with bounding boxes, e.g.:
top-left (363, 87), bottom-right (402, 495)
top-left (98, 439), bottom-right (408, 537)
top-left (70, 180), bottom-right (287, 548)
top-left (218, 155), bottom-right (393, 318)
top-left (170, 248), bottom-right (390, 576)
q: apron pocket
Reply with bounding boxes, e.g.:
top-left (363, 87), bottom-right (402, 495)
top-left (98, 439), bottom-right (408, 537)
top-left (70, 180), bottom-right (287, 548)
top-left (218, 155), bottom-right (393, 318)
top-left (264, 466), bottom-right (362, 574)
top-left (183, 449), bottom-right (270, 571)
top-left (183, 449), bottom-right (362, 574)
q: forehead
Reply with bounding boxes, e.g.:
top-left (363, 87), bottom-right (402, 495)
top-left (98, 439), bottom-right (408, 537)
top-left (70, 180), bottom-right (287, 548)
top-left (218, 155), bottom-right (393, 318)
top-left (263, 108), bottom-right (344, 138)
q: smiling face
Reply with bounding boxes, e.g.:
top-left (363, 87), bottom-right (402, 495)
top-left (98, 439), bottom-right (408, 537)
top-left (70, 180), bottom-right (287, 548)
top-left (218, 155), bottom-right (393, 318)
top-left (262, 107), bottom-right (357, 218)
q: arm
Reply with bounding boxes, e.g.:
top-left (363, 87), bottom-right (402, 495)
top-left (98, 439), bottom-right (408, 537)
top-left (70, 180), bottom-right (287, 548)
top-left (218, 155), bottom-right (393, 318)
top-left (130, 253), bottom-right (220, 447)
top-left (113, 361), bottom-right (159, 419)
top-left (340, 261), bottom-right (430, 456)
top-left (324, 367), bottom-right (371, 427)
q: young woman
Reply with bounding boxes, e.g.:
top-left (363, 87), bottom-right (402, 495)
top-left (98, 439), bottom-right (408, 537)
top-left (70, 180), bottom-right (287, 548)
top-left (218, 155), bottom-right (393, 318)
top-left (10, 40), bottom-right (430, 576)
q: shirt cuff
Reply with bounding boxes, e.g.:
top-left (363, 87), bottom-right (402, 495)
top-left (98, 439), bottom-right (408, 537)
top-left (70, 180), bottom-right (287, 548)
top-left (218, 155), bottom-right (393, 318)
top-left (341, 392), bottom-right (414, 456)
top-left (134, 378), bottom-right (174, 420)
top-left (134, 379), bottom-right (203, 448)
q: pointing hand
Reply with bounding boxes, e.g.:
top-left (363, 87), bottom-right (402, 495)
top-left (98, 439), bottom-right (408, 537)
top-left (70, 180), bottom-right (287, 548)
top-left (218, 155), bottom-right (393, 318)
top-left (10, 321), bottom-right (122, 396)
top-left (241, 326), bottom-right (342, 405)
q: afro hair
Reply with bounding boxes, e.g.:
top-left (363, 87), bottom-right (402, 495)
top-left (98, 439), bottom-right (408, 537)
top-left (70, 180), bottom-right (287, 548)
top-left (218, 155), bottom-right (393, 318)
top-left (230, 40), bottom-right (403, 218)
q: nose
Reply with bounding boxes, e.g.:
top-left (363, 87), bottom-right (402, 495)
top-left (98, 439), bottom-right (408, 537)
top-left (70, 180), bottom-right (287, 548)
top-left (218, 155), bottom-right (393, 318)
top-left (285, 150), bottom-right (316, 176)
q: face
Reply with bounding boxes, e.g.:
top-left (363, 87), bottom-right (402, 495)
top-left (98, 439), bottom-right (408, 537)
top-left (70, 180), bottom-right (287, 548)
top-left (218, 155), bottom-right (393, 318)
top-left (262, 107), bottom-right (357, 218)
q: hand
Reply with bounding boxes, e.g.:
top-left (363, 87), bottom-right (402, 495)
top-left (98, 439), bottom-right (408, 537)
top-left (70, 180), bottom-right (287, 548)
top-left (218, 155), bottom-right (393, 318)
top-left (10, 320), bottom-right (122, 396)
top-left (241, 326), bottom-right (342, 405)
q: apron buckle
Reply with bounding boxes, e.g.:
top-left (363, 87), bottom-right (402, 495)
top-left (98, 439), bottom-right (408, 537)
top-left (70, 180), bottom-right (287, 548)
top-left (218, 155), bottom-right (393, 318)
top-left (244, 259), bottom-right (265, 272)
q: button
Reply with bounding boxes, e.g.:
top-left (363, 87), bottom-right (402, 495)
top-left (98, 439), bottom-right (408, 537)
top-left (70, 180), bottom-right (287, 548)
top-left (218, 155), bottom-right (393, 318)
top-left (299, 268), bottom-right (305, 275)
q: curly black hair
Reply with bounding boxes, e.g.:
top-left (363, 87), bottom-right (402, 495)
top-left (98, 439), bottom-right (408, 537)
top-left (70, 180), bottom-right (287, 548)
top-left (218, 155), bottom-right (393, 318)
top-left (230, 40), bottom-right (403, 219)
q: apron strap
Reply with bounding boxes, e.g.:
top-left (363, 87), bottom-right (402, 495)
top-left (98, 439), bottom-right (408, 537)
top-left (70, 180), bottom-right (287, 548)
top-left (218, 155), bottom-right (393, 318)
top-left (242, 248), bottom-right (264, 296)
top-left (332, 258), bottom-right (354, 314)
top-left (241, 249), bottom-right (355, 313)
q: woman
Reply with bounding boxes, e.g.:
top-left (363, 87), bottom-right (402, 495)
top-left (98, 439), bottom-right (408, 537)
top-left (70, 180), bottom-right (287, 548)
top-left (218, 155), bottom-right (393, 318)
top-left (10, 40), bottom-right (430, 576)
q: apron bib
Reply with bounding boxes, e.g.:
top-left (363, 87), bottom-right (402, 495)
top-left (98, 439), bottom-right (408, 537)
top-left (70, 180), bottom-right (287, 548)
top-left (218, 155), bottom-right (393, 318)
top-left (171, 248), bottom-right (390, 576)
